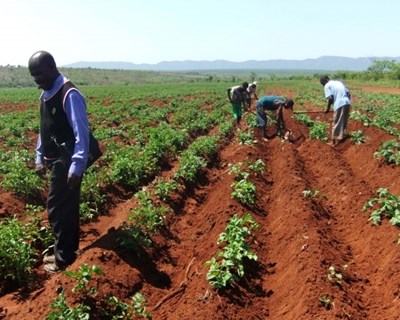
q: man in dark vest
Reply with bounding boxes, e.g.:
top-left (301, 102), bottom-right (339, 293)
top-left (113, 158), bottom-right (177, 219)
top-left (29, 51), bottom-right (90, 273)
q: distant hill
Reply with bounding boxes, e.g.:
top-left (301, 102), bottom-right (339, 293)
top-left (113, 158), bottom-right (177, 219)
top-left (63, 56), bottom-right (400, 71)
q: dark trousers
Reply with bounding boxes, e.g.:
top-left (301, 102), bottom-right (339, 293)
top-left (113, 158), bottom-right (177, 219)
top-left (46, 158), bottom-right (81, 266)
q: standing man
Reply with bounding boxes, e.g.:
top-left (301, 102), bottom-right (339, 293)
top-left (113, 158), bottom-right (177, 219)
top-left (255, 96), bottom-right (294, 141)
top-left (29, 51), bottom-right (90, 273)
top-left (320, 75), bottom-right (351, 146)
top-left (227, 81), bottom-right (248, 128)
top-left (245, 81), bottom-right (259, 111)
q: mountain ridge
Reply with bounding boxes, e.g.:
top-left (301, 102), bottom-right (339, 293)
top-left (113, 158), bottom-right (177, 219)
top-left (63, 55), bottom-right (400, 71)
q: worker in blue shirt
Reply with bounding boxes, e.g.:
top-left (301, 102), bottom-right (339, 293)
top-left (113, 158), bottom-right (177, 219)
top-left (255, 96), bottom-right (294, 141)
top-left (29, 51), bottom-right (90, 273)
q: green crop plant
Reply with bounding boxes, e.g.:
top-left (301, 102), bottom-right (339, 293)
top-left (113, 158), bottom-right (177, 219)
top-left (105, 293), bottom-right (152, 319)
top-left (0, 217), bottom-right (36, 287)
top-left (309, 121), bottom-right (328, 142)
top-left (302, 187), bottom-right (327, 200)
top-left (186, 135), bottom-right (220, 159)
top-left (130, 190), bottom-right (168, 233)
top-left (348, 130), bottom-right (366, 144)
top-left (319, 295), bottom-right (333, 310)
top-left (350, 110), bottom-right (373, 127)
top-left (374, 140), bottom-right (400, 165)
top-left (231, 179), bottom-right (257, 206)
top-left (24, 204), bottom-right (53, 251)
top-left (0, 150), bottom-right (44, 199)
top-left (120, 190), bottom-right (168, 249)
top-left (46, 290), bottom-right (90, 320)
top-left (237, 129), bottom-right (255, 145)
top-left (228, 162), bottom-right (249, 180)
top-left (154, 178), bottom-right (179, 202)
top-left (109, 145), bottom-right (157, 189)
top-left (173, 151), bottom-right (207, 183)
top-left (327, 265), bottom-right (346, 286)
top-left (206, 214), bottom-right (258, 288)
top-left (80, 171), bottom-right (107, 222)
top-left (363, 188), bottom-right (400, 226)
top-left (248, 159), bottom-right (266, 174)
top-left (64, 263), bottom-right (104, 297)
top-left (294, 113), bottom-right (314, 127)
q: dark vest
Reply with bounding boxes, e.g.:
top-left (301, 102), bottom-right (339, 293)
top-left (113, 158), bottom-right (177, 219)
top-left (40, 81), bottom-right (77, 158)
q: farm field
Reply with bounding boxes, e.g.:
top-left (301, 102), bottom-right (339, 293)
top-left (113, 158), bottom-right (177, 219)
top-left (1, 79), bottom-right (400, 319)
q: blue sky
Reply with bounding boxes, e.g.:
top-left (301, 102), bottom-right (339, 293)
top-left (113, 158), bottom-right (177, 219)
top-left (1, 0), bottom-right (399, 66)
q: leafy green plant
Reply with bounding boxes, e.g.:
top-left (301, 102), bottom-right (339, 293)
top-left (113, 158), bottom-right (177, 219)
top-left (154, 178), bottom-right (179, 201)
top-left (187, 135), bottom-right (220, 158)
top-left (294, 113), bottom-right (314, 127)
top-left (46, 290), bottom-right (90, 320)
top-left (231, 179), bottom-right (257, 206)
top-left (105, 293), bottom-right (152, 319)
top-left (309, 121), bottom-right (328, 141)
top-left (206, 214), bottom-right (258, 288)
top-left (350, 110), bottom-right (373, 127)
top-left (237, 129), bottom-right (255, 145)
top-left (319, 295), bottom-right (333, 310)
top-left (0, 217), bottom-right (36, 286)
top-left (348, 130), bottom-right (366, 144)
top-left (228, 162), bottom-right (249, 180)
top-left (80, 171), bottom-right (106, 222)
top-left (24, 204), bottom-right (53, 250)
top-left (64, 264), bottom-right (104, 297)
top-left (130, 190), bottom-right (167, 232)
top-left (363, 188), bottom-right (400, 225)
top-left (120, 190), bottom-right (168, 249)
top-left (302, 187), bottom-right (327, 200)
top-left (0, 150), bottom-right (44, 199)
top-left (248, 159), bottom-right (266, 174)
top-left (109, 145), bottom-right (157, 189)
top-left (173, 151), bottom-right (207, 183)
top-left (327, 265), bottom-right (347, 286)
top-left (374, 140), bottom-right (400, 165)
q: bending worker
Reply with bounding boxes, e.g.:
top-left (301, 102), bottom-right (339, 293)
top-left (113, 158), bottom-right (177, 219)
top-left (255, 96), bottom-right (294, 141)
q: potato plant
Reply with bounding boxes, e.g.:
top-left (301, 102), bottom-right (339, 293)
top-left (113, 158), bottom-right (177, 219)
top-left (363, 188), bottom-right (400, 225)
top-left (374, 140), bottom-right (400, 165)
top-left (206, 214), bottom-right (258, 288)
top-left (0, 217), bottom-right (36, 287)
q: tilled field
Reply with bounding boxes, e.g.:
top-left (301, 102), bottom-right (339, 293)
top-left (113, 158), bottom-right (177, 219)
top-left (1, 88), bottom-right (400, 320)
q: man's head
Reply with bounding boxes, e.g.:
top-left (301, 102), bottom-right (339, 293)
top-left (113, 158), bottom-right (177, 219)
top-left (28, 51), bottom-right (60, 90)
top-left (320, 75), bottom-right (330, 86)
top-left (284, 99), bottom-right (294, 110)
top-left (241, 81), bottom-right (249, 89)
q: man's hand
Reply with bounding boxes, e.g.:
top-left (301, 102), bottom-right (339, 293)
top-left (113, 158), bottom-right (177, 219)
top-left (35, 163), bottom-right (46, 179)
top-left (67, 173), bottom-right (81, 190)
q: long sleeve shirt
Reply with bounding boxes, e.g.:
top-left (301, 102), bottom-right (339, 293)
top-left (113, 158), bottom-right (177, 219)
top-left (36, 74), bottom-right (90, 176)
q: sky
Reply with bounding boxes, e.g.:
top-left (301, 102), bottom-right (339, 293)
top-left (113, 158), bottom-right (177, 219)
top-left (1, 0), bottom-right (399, 67)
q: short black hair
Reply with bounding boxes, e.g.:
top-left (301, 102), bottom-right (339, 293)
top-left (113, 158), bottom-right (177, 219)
top-left (320, 75), bottom-right (330, 85)
top-left (242, 81), bottom-right (249, 88)
top-left (285, 99), bottom-right (294, 109)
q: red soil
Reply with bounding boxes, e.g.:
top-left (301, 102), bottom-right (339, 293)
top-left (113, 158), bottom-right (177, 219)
top-left (1, 87), bottom-right (400, 319)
